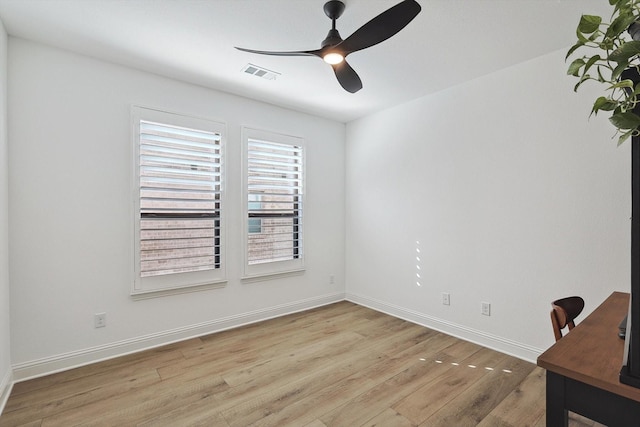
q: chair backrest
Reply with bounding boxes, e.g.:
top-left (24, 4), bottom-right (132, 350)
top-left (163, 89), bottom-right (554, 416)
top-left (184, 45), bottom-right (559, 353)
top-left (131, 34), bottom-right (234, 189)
top-left (551, 296), bottom-right (585, 342)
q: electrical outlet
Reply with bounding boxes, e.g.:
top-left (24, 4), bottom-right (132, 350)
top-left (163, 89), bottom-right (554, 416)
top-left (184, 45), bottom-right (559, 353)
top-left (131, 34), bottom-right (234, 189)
top-left (442, 292), bottom-right (450, 306)
top-left (94, 312), bottom-right (106, 328)
top-left (481, 302), bottom-right (491, 316)
top-left (329, 275), bottom-right (335, 284)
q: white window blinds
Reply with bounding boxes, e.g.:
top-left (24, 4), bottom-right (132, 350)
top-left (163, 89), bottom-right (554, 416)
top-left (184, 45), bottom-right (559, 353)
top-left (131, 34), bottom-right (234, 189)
top-left (139, 120), bottom-right (222, 277)
top-left (247, 138), bottom-right (304, 266)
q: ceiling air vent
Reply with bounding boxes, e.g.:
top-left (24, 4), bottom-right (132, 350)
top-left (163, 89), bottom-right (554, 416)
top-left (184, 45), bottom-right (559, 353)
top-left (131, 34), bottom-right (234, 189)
top-left (242, 63), bottom-right (280, 81)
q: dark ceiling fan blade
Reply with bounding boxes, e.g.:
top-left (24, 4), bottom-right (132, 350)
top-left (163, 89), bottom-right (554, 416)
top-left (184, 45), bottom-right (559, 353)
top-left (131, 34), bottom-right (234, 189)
top-left (235, 46), bottom-right (322, 58)
top-left (332, 60), bottom-right (363, 93)
top-left (337, 0), bottom-right (421, 55)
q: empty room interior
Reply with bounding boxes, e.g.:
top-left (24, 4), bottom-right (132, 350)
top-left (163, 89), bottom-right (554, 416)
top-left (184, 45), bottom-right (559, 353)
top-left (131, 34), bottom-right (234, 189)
top-left (0, 0), bottom-right (637, 425)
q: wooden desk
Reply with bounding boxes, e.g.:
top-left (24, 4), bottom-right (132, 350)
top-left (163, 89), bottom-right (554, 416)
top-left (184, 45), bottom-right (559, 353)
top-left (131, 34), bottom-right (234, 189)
top-left (538, 292), bottom-right (640, 426)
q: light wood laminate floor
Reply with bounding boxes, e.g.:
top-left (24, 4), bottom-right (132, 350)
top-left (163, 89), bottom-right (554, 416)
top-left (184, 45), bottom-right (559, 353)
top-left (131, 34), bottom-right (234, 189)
top-left (0, 301), bottom-right (604, 426)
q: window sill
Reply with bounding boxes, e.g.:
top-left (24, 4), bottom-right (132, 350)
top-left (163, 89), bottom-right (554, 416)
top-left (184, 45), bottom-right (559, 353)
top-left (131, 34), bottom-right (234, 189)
top-left (241, 269), bottom-right (305, 284)
top-left (131, 280), bottom-right (227, 300)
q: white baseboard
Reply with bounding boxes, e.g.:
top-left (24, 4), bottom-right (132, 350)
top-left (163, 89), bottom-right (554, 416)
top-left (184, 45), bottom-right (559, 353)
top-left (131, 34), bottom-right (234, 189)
top-left (346, 292), bottom-right (543, 363)
top-left (12, 292), bottom-right (345, 382)
top-left (0, 368), bottom-right (13, 416)
top-left (11, 291), bottom-right (542, 385)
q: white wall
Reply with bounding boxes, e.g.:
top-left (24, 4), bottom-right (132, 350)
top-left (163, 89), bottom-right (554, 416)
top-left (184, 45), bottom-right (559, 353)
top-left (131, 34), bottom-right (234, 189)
top-left (345, 49), bottom-right (630, 361)
top-left (0, 18), bottom-right (12, 409)
top-left (5, 30), bottom-right (628, 384)
top-left (8, 38), bottom-right (346, 379)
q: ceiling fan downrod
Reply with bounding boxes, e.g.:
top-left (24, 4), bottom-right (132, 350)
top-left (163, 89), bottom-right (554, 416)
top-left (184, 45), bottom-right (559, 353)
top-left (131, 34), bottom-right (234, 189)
top-left (321, 1), bottom-right (345, 48)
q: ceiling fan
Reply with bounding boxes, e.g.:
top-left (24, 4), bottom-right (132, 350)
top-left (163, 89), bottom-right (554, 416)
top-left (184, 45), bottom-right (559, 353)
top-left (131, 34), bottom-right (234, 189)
top-left (235, 0), bottom-right (422, 93)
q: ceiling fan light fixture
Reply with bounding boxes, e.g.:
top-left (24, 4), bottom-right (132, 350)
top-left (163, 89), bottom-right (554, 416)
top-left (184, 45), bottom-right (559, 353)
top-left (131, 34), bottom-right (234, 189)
top-left (323, 52), bottom-right (344, 65)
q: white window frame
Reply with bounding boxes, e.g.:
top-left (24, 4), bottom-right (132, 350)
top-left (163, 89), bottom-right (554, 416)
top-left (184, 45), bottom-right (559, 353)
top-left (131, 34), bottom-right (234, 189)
top-left (132, 106), bottom-right (226, 297)
top-left (242, 127), bottom-right (305, 280)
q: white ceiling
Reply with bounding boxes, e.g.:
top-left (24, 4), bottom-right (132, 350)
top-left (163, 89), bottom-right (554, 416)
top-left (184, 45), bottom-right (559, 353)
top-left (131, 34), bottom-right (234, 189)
top-left (0, 0), bottom-right (614, 122)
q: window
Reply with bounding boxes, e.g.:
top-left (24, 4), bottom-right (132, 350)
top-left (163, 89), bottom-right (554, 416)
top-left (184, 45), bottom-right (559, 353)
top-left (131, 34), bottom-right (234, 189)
top-left (243, 128), bottom-right (304, 278)
top-left (132, 106), bottom-right (225, 295)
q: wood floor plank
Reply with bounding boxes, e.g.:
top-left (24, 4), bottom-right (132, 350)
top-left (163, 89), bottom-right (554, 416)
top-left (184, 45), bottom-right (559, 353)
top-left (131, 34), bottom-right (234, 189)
top-left (5, 365), bottom-right (159, 413)
top-left (9, 344), bottom-right (188, 399)
top-left (210, 322), bottom-right (436, 420)
top-left (137, 400), bottom-right (231, 427)
top-left (319, 340), bottom-right (484, 427)
top-left (418, 354), bottom-right (535, 426)
top-left (222, 320), bottom-right (432, 425)
top-left (218, 347), bottom-right (382, 426)
top-left (159, 303), bottom-right (374, 382)
top-left (360, 330), bottom-right (456, 383)
top-left (213, 330), bottom-right (370, 398)
top-left (157, 347), bottom-right (263, 381)
top-left (0, 302), bottom-right (599, 427)
top-left (393, 346), bottom-right (511, 424)
top-left (133, 386), bottom-right (225, 427)
top-left (37, 369), bottom-right (228, 426)
top-left (148, 326), bottom-right (387, 426)
top-left (238, 373), bottom-right (376, 427)
top-left (221, 330), bottom-right (365, 387)
top-left (246, 372), bottom-right (375, 427)
top-left (254, 309), bottom-right (396, 361)
top-left (159, 311), bottom-right (360, 381)
top-left (196, 301), bottom-right (370, 355)
top-left (0, 369), bottom-right (161, 426)
top-left (359, 408), bottom-right (414, 427)
top-left (477, 366), bottom-right (546, 427)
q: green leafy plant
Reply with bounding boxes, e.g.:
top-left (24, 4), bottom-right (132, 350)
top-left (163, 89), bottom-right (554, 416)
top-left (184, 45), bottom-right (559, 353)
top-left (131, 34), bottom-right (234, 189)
top-left (567, 0), bottom-right (640, 144)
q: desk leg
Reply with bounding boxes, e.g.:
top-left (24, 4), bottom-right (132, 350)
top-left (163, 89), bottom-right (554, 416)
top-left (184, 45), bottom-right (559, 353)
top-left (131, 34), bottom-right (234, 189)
top-left (546, 371), bottom-right (568, 427)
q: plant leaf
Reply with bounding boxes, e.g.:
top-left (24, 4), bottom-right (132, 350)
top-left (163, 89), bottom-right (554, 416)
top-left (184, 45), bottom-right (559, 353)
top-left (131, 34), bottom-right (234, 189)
top-left (583, 55), bottom-right (601, 74)
top-left (574, 74), bottom-right (591, 92)
top-left (592, 96), bottom-right (619, 116)
top-left (609, 79), bottom-right (635, 89)
top-left (609, 111), bottom-right (640, 129)
top-left (613, 61), bottom-right (629, 80)
top-left (566, 41), bottom-right (585, 60)
top-left (567, 58), bottom-right (586, 76)
top-left (576, 27), bottom-right (592, 44)
top-left (606, 13), bottom-right (636, 38)
top-left (610, 41), bottom-right (640, 62)
top-left (578, 15), bottom-right (602, 34)
top-left (618, 129), bottom-right (635, 146)
top-left (613, 0), bottom-right (633, 15)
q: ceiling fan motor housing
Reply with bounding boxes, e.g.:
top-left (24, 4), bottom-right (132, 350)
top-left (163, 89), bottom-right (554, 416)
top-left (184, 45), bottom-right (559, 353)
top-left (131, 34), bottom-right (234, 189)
top-left (322, 29), bottom-right (343, 48)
